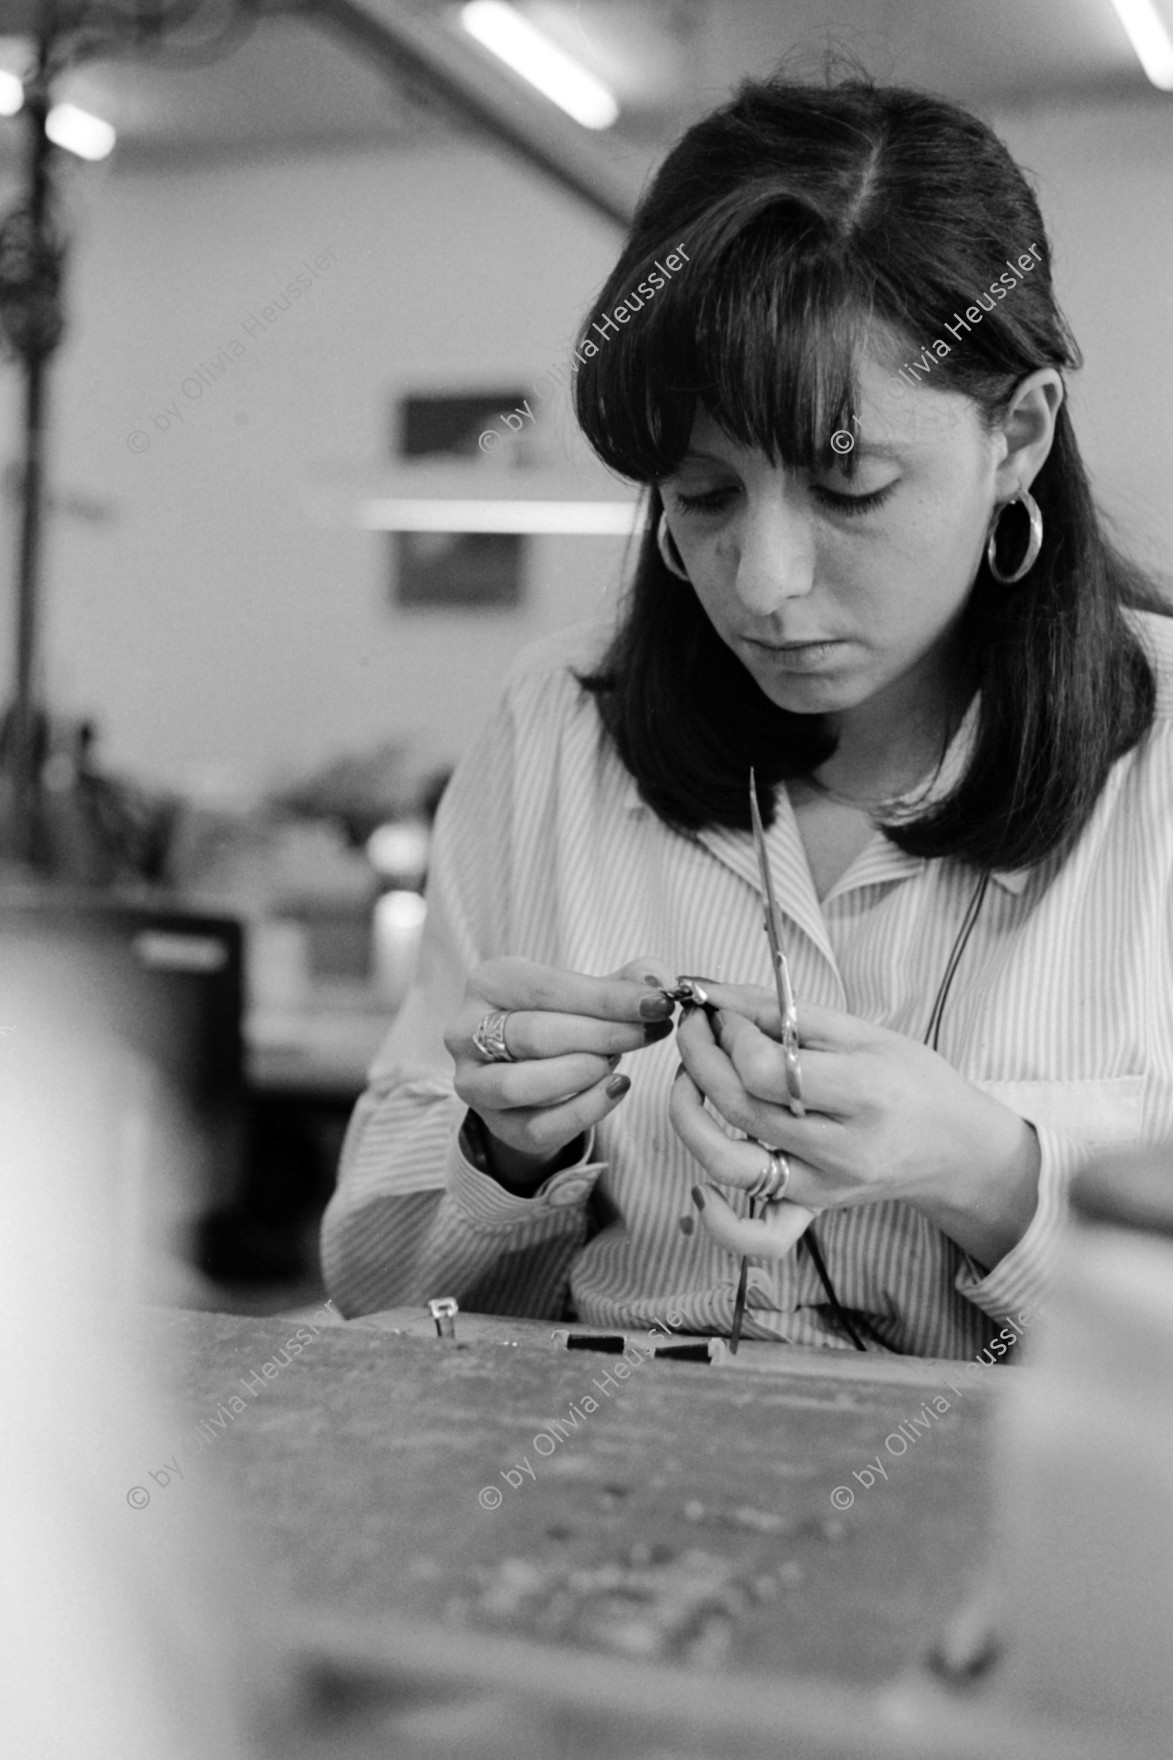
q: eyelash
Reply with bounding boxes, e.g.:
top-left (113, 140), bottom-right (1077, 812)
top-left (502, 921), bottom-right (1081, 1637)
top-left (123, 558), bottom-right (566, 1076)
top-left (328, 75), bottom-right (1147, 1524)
top-left (669, 484), bottom-right (895, 519)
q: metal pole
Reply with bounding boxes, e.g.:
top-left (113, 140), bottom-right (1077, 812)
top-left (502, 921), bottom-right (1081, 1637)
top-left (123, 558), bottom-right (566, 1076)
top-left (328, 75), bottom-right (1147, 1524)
top-left (7, 8), bottom-right (56, 866)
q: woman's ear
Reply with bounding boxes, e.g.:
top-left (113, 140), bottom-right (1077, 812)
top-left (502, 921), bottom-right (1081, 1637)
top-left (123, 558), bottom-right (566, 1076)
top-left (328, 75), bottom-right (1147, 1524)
top-left (993, 369), bottom-right (1065, 498)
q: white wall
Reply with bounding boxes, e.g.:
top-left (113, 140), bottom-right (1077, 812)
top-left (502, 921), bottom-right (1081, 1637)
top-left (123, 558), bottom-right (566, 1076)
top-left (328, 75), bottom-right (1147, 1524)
top-left (0, 139), bottom-right (635, 799)
top-left (994, 98), bottom-right (1173, 588)
top-left (0, 91), bottom-right (1170, 800)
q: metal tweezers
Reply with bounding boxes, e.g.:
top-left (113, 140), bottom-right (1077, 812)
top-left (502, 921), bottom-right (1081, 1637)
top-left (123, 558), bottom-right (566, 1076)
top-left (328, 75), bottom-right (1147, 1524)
top-left (728, 770), bottom-right (807, 1354)
top-left (748, 768), bottom-right (805, 1120)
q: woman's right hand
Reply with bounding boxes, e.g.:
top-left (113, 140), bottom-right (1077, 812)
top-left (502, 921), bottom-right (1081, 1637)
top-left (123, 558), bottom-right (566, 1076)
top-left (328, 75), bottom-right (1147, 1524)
top-left (444, 955), bottom-right (678, 1186)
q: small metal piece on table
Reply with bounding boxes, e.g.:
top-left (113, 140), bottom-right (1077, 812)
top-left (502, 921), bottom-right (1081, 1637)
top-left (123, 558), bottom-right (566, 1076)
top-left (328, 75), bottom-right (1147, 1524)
top-left (427, 1297), bottom-right (459, 1339)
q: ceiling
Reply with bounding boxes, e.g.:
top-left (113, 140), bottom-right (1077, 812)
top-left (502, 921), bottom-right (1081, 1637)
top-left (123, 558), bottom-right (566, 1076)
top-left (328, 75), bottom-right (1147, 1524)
top-left (0, 0), bottom-right (1168, 198)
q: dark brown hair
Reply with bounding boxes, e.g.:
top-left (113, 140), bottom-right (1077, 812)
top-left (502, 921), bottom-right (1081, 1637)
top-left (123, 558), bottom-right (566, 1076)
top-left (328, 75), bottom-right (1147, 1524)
top-left (572, 69), bottom-right (1167, 869)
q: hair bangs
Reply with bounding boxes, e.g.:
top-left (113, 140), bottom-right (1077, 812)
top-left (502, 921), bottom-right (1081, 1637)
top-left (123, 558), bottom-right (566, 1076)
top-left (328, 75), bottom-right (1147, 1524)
top-left (574, 215), bottom-right (876, 486)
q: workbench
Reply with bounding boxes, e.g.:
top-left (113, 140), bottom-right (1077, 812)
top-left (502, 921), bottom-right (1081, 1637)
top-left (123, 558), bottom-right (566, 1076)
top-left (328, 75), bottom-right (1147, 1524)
top-left (130, 1305), bottom-right (1141, 1760)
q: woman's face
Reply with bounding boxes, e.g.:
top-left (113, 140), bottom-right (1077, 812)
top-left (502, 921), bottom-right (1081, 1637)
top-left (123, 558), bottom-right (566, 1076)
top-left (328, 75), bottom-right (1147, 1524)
top-left (657, 347), bottom-right (1004, 722)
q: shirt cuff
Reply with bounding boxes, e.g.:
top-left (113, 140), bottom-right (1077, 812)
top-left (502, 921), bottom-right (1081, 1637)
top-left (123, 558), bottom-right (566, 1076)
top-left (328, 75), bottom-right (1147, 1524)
top-left (954, 1122), bottom-right (1091, 1318)
top-left (447, 1124), bottom-right (604, 1230)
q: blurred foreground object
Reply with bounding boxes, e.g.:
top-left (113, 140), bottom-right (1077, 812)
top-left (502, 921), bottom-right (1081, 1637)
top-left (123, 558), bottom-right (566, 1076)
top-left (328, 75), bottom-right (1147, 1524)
top-left (992, 1143), bottom-right (1173, 1749)
top-left (0, 976), bottom-right (294, 1760)
top-left (0, 889), bottom-right (246, 1300)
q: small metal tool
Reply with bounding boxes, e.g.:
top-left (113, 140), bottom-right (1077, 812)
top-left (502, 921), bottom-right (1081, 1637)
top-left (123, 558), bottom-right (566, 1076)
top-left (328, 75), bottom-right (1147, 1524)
top-left (427, 1297), bottom-right (459, 1339)
top-left (748, 770), bottom-right (805, 1118)
top-left (660, 979), bottom-right (708, 1006)
top-left (662, 978), bottom-right (722, 1036)
top-left (729, 774), bottom-right (808, 1354)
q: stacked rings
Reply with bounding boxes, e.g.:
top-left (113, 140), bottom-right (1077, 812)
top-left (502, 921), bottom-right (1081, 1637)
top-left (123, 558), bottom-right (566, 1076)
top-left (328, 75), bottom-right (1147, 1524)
top-left (746, 1148), bottom-right (791, 1204)
top-left (472, 1009), bottom-right (515, 1063)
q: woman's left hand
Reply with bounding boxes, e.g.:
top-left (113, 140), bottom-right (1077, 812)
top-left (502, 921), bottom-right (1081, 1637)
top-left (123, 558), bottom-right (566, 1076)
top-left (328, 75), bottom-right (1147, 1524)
top-left (668, 981), bottom-right (1041, 1268)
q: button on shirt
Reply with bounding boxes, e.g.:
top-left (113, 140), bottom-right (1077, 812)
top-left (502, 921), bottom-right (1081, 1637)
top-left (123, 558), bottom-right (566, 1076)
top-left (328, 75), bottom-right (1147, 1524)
top-left (321, 610), bottom-right (1173, 1357)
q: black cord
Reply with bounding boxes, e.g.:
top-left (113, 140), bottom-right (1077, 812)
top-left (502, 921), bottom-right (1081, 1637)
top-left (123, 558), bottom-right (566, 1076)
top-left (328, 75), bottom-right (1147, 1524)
top-left (800, 869), bottom-right (993, 1351)
top-left (924, 872), bottom-right (992, 1052)
top-left (799, 1228), bottom-right (868, 1351)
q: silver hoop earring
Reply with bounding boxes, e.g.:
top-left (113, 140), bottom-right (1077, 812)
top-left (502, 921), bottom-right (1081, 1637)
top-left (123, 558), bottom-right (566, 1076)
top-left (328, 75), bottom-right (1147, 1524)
top-left (657, 511), bottom-right (690, 582)
top-left (986, 487), bottom-right (1043, 585)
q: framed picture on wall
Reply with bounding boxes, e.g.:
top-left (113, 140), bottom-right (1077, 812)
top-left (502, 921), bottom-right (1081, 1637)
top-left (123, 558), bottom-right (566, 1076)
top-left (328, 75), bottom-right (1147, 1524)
top-left (390, 393), bottom-right (527, 610)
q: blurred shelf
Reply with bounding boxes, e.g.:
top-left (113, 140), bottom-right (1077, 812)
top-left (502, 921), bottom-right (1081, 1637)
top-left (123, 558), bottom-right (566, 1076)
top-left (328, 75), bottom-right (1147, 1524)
top-left (247, 982), bottom-right (392, 1100)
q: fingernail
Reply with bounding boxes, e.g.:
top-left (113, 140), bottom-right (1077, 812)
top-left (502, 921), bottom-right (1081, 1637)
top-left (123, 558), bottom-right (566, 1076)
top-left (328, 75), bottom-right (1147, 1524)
top-left (643, 1018), bottom-right (674, 1043)
top-left (607, 1052), bottom-right (622, 1068)
top-left (639, 993), bottom-right (673, 1020)
top-left (679, 1215), bottom-right (695, 1236)
top-left (643, 971), bottom-right (665, 986)
top-left (606, 1074), bottom-right (631, 1100)
top-left (691, 1185), bottom-right (705, 1211)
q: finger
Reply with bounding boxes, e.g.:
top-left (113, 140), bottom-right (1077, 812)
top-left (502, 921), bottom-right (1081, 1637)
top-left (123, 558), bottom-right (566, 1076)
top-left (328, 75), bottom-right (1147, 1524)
top-left (614, 955), bottom-right (677, 991)
top-left (677, 979), bottom-right (874, 1051)
top-left (473, 955), bottom-right (677, 1024)
top-left (677, 1003), bottom-right (859, 1127)
top-left (455, 1002), bottom-right (674, 1063)
top-left (481, 1068), bottom-right (633, 1160)
top-left (669, 1065), bottom-right (818, 1202)
top-left (677, 978), bottom-right (780, 1034)
top-left (697, 1007), bottom-right (849, 1117)
top-left (694, 1183), bottom-right (816, 1261)
top-left (460, 1050), bottom-right (618, 1112)
top-left (785, 998), bottom-right (874, 1052)
top-left (676, 1007), bottom-right (827, 1136)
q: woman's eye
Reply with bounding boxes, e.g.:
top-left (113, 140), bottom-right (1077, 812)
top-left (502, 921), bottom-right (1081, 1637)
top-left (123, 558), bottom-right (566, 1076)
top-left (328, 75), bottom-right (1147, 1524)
top-left (667, 480), bottom-right (897, 519)
top-left (811, 483), bottom-right (897, 518)
top-left (668, 486), bottom-right (736, 515)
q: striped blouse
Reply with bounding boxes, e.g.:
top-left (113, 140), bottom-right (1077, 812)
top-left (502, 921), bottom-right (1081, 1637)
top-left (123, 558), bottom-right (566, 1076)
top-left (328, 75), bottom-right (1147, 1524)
top-left (321, 608), bottom-right (1173, 1358)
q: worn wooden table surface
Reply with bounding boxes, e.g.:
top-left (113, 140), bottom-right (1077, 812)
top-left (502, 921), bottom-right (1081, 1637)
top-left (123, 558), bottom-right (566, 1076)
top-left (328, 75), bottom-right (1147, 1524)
top-left (121, 1306), bottom-right (1126, 1760)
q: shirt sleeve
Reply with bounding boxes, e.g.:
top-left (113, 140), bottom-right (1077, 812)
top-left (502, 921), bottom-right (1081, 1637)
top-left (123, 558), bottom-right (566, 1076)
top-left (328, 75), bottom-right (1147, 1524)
top-left (952, 1122), bottom-right (1091, 1318)
top-left (320, 666), bottom-right (604, 1320)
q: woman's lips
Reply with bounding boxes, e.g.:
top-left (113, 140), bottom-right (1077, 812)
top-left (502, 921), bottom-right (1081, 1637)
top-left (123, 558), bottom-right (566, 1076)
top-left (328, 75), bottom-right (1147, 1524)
top-left (745, 637), bottom-right (846, 671)
top-left (748, 638), bottom-right (836, 650)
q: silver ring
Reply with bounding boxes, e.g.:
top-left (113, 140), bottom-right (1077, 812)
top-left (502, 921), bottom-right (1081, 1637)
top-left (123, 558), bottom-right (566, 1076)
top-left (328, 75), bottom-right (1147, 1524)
top-left (472, 1009), bottom-right (515, 1063)
top-left (746, 1148), bottom-right (790, 1204)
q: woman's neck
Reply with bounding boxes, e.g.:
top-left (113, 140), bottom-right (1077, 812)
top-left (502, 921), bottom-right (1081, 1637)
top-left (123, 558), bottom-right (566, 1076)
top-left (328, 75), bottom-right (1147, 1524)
top-left (813, 654), bottom-right (961, 804)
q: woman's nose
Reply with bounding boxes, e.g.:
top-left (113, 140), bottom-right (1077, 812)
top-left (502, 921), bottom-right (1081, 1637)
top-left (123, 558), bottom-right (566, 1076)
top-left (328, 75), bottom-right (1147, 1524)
top-left (725, 502), bottom-right (816, 614)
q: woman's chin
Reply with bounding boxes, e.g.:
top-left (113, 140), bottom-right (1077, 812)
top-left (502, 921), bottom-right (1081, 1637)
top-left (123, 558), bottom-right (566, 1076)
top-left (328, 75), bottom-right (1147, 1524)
top-left (753, 670), bottom-right (857, 714)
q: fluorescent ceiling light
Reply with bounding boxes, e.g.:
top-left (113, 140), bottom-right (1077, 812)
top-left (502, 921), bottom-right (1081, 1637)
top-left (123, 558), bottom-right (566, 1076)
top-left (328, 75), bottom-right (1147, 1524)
top-left (0, 68), bottom-right (21, 116)
top-left (355, 498), bottom-right (638, 533)
top-left (46, 102), bottom-right (116, 160)
top-left (1108, 0), bottom-right (1173, 89)
top-left (460, 1), bottom-right (619, 129)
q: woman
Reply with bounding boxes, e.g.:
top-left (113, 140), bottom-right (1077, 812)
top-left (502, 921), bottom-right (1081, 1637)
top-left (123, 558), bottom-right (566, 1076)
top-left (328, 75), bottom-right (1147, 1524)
top-left (322, 71), bottom-right (1172, 1357)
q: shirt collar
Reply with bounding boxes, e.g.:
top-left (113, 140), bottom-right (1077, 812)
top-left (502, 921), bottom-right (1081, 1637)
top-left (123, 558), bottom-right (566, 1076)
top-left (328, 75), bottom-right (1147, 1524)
top-left (617, 692), bottom-right (1036, 895)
